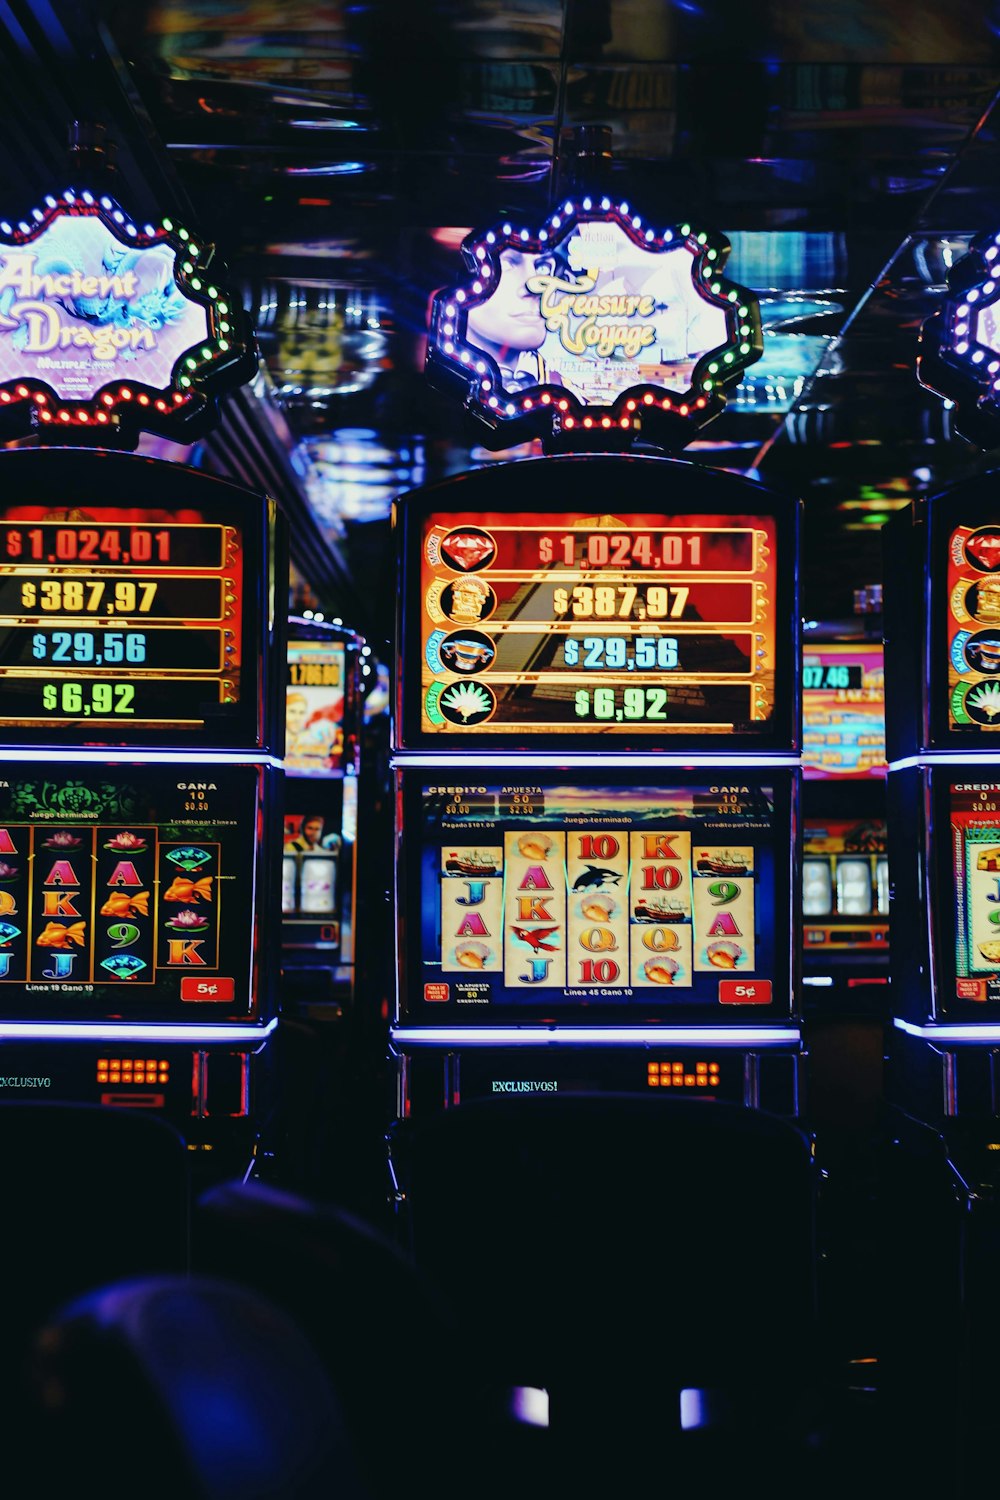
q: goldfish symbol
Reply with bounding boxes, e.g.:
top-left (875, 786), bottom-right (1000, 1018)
top-left (36, 920), bottom-right (87, 949)
top-left (100, 890), bottom-right (150, 919)
top-left (511, 925), bottom-right (561, 953)
top-left (163, 876), bottom-right (213, 903)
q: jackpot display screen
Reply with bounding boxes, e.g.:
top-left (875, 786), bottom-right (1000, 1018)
top-left (0, 762), bottom-right (270, 1022)
top-left (398, 770), bottom-right (794, 1024)
top-left (944, 518), bottom-right (1000, 734)
top-left (285, 636), bottom-right (346, 773)
top-left (397, 456), bottom-right (798, 751)
top-left (802, 642), bottom-right (886, 778)
top-left (0, 448), bottom-right (276, 749)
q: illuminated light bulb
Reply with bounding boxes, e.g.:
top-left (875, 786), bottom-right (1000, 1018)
top-left (564, 417), bottom-right (575, 428)
top-left (583, 417), bottom-right (593, 428)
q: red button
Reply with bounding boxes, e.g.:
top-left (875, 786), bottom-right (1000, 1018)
top-left (423, 983), bottom-right (450, 1003)
top-left (180, 977), bottom-right (235, 1002)
top-left (719, 979), bottom-right (772, 1005)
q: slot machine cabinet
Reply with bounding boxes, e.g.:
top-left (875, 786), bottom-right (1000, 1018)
top-left (800, 635), bottom-right (889, 1014)
top-left (883, 473), bottom-right (1000, 1170)
top-left (0, 448), bottom-right (286, 1184)
top-left (391, 455), bottom-right (803, 1117)
top-left (281, 618), bottom-right (364, 1016)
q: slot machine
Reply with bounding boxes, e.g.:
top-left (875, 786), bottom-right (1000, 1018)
top-left (801, 632), bottom-right (889, 1011)
top-left (389, 196), bottom-right (803, 1120)
top-left (883, 472), bottom-right (1000, 1176)
top-left (281, 618), bottom-right (364, 1015)
top-left (391, 456), bottom-right (802, 1116)
top-left (0, 189), bottom-right (285, 1182)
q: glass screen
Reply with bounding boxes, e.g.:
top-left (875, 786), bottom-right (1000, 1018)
top-left (0, 762), bottom-right (266, 1021)
top-left (400, 771), bottom-right (793, 1023)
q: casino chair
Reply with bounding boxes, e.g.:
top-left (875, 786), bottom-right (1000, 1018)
top-left (10, 1274), bottom-right (369, 1499)
top-left (387, 1092), bottom-right (833, 1495)
top-left (0, 1100), bottom-right (191, 1476)
top-left (0, 1099), bottom-right (189, 1340)
top-left (191, 1176), bottom-right (522, 1500)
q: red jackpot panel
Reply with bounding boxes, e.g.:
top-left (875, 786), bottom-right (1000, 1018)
top-left (0, 448), bottom-right (282, 750)
top-left (397, 456), bottom-right (799, 752)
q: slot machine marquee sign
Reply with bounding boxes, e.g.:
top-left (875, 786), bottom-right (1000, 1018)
top-left (399, 455), bottom-right (797, 752)
top-left (0, 186), bottom-right (255, 446)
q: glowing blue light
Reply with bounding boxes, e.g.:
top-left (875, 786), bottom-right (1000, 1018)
top-left (390, 1026), bottom-right (800, 1047)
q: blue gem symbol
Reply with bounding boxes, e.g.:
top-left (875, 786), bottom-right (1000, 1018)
top-left (166, 847), bottom-right (212, 871)
top-left (100, 954), bottom-right (147, 979)
top-left (0, 921), bottom-right (20, 945)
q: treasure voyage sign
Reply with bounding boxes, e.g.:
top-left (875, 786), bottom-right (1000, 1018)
top-left (414, 506), bottom-right (778, 742)
top-left (426, 196), bottom-right (762, 447)
top-left (0, 187), bottom-right (255, 445)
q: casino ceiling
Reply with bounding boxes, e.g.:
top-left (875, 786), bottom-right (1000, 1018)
top-left (2, 0), bottom-right (1000, 649)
